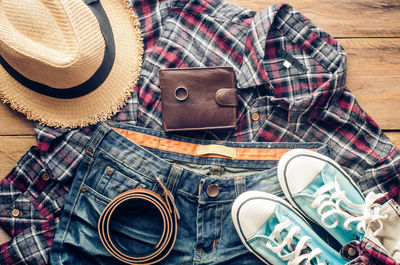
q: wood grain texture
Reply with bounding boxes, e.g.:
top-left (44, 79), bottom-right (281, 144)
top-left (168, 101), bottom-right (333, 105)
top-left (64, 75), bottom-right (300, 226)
top-left (0, 136), bottom-right (36, 177)
top-left (0, 1), bottom-right (397, 165)
top-left (0, 136), bottom-right (36, 245)
top-left (0, 104), bottom-right (34, 135)
top-left (387, 132), bottom-right (400, 149)
top-left (0, 0), bottom-right (398, 254)
top-left (0, 229), bottom-right (10, 245)
top-left (0, 133), bottom-right (398, 183)
top-left (0, 39), bottom-right (398, 133)
top-left (0, 132), bottom-right (399, 244)
top-left (228, 0), bottom-right (400, 37)
top-left (342, 38), bottom-right (400, 130)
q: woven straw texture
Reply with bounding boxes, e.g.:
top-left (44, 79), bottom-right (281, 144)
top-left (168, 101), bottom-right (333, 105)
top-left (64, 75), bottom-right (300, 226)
top-left (0, 0), bottom-right (143, 128)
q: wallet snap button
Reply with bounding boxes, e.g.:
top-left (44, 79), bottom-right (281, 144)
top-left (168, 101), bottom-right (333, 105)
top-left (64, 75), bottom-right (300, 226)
top-left (174, 86), bottom-right (188, 101)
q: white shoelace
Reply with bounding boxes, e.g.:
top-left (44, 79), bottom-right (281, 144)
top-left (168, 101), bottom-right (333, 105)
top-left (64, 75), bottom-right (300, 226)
top-left (311, 175), bottom-right (388, 235)
top-left (265, 220), bottom-right (324, 265)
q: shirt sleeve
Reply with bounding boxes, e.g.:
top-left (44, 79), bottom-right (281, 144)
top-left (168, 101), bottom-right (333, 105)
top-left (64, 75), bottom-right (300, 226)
top-left (325, 88), bottom-right (400, 198)
top-left (291, 84), bottom-right (400, 199)
top-left (0, 147), bottom-right (71, 265)
top-left (0, 219), bottom-right (59, 265)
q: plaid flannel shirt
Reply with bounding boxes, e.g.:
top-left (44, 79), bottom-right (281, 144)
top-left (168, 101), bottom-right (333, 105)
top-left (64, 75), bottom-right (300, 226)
top-left (0, 0), bottom-right (399, 264)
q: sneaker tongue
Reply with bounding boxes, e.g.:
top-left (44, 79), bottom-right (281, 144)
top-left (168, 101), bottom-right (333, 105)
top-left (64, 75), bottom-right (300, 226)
top-left (321, 164), bottom-right (364, 207)
top-left (301, 176), bottom-right (349, 227)
top-left (303, 165), bottom-right (362, 216)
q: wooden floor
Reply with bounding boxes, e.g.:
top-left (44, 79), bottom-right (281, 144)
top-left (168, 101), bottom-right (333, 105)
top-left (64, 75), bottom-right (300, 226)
top-left (0, 0), bottom-right (399, 178)
top-left (0, 0), bottom-right (399, 247)
top-left (0, 0), bottom-right (399, 177)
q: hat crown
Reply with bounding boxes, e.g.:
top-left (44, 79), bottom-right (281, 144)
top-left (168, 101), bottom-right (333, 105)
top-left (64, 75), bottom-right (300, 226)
top-left (0, 0), bottom-right (105, 88)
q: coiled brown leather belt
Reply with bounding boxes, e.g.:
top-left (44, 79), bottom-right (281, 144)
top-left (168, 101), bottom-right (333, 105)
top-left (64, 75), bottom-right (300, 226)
top-left (98, 177), bottom-right (180, 265)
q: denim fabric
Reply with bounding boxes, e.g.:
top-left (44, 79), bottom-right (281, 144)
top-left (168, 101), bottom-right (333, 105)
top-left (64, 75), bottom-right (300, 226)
top-left (50, 122), bottom-right (330, 265)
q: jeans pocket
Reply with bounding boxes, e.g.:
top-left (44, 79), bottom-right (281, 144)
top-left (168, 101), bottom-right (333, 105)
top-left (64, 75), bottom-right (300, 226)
top-left (95, 166), bottom-right (148, 200)
top-left (85, 186), bottom-right (165, 259)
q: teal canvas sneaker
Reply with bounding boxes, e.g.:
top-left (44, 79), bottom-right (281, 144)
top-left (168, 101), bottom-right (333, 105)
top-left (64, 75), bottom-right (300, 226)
top-left (231, 191), bottom-right (349, 265)
top-left (277, 149), bottom-right (387, 246)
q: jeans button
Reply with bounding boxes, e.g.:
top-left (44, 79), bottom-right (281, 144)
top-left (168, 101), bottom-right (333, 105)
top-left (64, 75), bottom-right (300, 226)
top-left (206, 184), bottom-right (220, 197)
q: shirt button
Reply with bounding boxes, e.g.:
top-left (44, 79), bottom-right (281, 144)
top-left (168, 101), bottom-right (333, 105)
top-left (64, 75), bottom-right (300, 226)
top-left (206, 184), bottom-right (220, 198)
top-left (251, 113), bottom-right (260, 121)
top-left (347, 247), bottom-right (357, 257)
top-left (11, 209), bottom-right (20, 217)
top-left (41, 172), bottom-right (50, 181)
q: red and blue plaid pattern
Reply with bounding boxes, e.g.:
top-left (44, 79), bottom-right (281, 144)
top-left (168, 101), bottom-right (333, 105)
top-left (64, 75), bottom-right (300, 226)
top-left (343, 239), bottom-right (400, 265)
top-left (0, 0), bottom-right (399, 264)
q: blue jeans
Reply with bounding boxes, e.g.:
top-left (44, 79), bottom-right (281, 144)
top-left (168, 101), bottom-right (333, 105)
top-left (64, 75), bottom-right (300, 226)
top-left (50, 122), bottom-right (329, 265)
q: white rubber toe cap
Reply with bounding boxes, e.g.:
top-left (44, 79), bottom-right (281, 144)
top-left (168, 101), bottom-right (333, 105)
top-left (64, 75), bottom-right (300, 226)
top-left (278, 149), bottom-right (327, 195)
top-left (232, 191), bottom-right (278, 240)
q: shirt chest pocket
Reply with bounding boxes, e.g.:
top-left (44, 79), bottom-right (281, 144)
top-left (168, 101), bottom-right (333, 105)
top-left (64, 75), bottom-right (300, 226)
top-left (276, 48), bottom-right (309, 75)
top-left (95, 166), bottom-right (149, 200)
top-left (263, 48), bottom-right (310, 80)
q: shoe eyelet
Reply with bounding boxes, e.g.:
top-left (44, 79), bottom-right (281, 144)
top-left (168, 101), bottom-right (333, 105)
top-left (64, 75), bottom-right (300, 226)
top-left (347, 247), bottom-right (357, 257)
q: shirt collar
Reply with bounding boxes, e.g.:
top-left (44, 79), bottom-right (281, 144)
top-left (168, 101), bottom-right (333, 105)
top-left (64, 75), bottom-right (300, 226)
top-left (236, 4), bottom-right (281, 90)
top-left (237, 3), bottom-right (346, 94)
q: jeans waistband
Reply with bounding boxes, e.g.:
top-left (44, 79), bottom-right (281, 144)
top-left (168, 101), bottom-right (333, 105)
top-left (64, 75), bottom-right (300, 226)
top-left (83, 121), bottom-right (329, 202)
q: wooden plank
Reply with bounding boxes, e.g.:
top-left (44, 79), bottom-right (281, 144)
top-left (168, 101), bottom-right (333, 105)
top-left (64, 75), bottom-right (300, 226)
top-left (228, 0), bottom-right (400, 37)
top-left (387, 132), bottom-right (400, 149)
top-left (349, 75), bottom-right (400, 130)
top-left (0, 133), bottom-right (398, 182)
top-left (0, 104), bottom-right (34, 135)
top-left (0, 136), bottom-right (36, 178)
top-left (1, 39), bottom-right (399, 133)
top-left (0, 130), bottom-right (398, 245)
top-left (0, 228), bottom-right (10, 245)
top-left (0, 136), bottom-right (35, 244)
top-left (341, 38), bottom-right (400, 130)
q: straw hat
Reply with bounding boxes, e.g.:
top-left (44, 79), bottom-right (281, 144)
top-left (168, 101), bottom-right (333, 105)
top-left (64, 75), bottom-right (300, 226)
top-left (0, 0), bottom-right (143, 128)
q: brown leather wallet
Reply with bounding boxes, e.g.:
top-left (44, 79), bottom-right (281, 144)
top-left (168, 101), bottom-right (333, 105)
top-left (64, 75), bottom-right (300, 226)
top-left (159, 67), bottom-right (237, 132)
top-left (98, 178), bottom-right (179, 265)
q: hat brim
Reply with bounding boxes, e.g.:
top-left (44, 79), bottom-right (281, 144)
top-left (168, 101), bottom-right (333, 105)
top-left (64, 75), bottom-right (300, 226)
top-left (0, 0), bottom-right (143, 128)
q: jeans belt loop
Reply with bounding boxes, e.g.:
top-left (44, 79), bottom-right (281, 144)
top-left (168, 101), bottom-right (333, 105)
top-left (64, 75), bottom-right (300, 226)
top-left (98, 178), bottom-right (179, 265)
